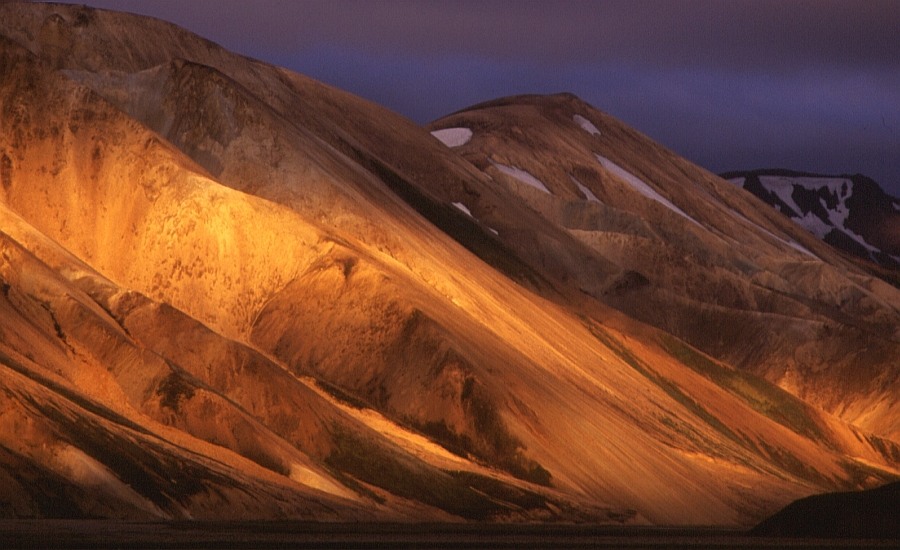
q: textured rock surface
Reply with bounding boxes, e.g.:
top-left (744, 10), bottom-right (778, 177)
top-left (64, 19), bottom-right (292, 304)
top-left (0, 3), bottom-right (897, 524)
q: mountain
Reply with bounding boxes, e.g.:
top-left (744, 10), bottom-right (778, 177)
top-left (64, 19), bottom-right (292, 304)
top-left (428, 96), bottom-right (900, 442)
top-left (752, 481), bottom-right (900, 538)
top-left (722, 169), bottom-right (900, 272)
top-left (0, 2), bottom-right (897, 525)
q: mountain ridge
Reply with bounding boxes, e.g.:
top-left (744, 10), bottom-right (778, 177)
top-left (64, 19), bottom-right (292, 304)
top-left (0, 2), bottom-right (897, 524)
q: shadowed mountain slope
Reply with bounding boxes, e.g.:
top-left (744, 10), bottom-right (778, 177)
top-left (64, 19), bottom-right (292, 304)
top-left (0, 2), bottom-right (897, 524)
top-left (722, 169), bottom-right (900, 273)
top-left (752, 481), bottom-right (900, 538)
top-left (429, 94), bottom-right (900, 441)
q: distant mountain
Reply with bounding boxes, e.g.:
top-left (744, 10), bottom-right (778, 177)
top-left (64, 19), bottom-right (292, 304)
top-left (0, 2), bottom-right (898, 525)
top-left (722, 170), bottom-right (900, 269)
top-left (752, 481), bottom-right (900, 538)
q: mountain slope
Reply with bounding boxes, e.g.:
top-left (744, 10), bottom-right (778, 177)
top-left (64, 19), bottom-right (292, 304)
top-left (429, 94), bottom-right (900, 441)
top-left (0, 2), bottom-right (897, 524)
top-left (0, 27), bottom-right (586, 522)
top-left (752, 481), bottom-right (900, 538)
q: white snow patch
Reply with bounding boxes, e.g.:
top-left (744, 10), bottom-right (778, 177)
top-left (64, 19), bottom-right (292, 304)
top-left (452, 202), bottom-right (473, 217)
top-left (758, 176), bottom-right (880, 254)
top-left (793, 212), bottom-right (833, 240)
top-left (758, 176), bottom-right (803, 216)
top-left (785, 239), bottom-right (817, 257)
top-left (492, 162), bottom-right (552, 194)
top-left (571, 175), bottom-right (600, 203)
top-left (727, 177), bottom-right (746, 188)
top-left (758, 175), bottom-right (853, 217)
top-left (431, 127), bottom-right (473, 148)
top-left (893, 202), bottom-right (900, 212)
top-left (573, 114), bottom-right (601, 136)
top-left (842, 227), bottom-right (881, 254)
top-left (595, 154), bottom-right (701, 226)
top-left (453, 201), bottom-right (498, 236)
top-left (789, 176), bottom-right (852, 197)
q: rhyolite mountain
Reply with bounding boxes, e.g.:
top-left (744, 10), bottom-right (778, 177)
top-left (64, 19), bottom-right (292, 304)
top-left (722, 169), bottom-right (900, 272)
top-left (428, 97), bottom-right (900, 442)
top-left (0, 2), bottom-right (897, 524)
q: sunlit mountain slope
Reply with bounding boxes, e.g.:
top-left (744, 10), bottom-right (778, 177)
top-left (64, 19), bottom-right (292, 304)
top-left (0, 2), bottom-right (897, 524)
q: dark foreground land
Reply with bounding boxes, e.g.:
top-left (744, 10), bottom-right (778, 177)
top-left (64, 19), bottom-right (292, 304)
top-left (1, 522), bottom-right (899, 550)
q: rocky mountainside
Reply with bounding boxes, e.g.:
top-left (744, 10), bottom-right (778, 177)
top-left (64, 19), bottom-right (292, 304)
top-left (722, 169), bottom-right (900, 271)
top-left (0, 3), bottom-right (897, 524)
top-left (429, 96), bottom-right (900, 441)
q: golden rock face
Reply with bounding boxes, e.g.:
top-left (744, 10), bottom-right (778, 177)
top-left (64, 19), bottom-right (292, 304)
top-left (0, 3), bottom-right (897, 524)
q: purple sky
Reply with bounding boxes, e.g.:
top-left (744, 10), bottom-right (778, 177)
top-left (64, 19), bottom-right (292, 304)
top-left (56, 0), bottom-right (900, 196)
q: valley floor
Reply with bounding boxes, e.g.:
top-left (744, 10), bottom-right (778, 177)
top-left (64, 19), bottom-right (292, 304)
top-left (1, 521), bottom-right (897, 550)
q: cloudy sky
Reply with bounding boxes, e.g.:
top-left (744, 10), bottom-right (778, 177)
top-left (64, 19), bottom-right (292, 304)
top-left (59, 0), bottom-right (900, 196)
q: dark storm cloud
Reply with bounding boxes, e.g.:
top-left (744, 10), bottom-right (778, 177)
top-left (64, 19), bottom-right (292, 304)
top-left (61, 1), bottom-right (900, 194)
top-left (82, 0), bottom-right (900, 71)
top-left (720, 0), bottom-right (900, 72)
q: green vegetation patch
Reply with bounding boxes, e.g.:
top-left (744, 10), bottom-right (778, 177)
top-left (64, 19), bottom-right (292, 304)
top-left (446, 470), bottom-right (549, 512)
top-left (412, 417), bottom-right (552, 487)
top-left (755, 439), bottom-right (829, 486)
top-left (584, 321), bottom-right (741, 446)
top-left (658, 335), bottom-right (824, 440)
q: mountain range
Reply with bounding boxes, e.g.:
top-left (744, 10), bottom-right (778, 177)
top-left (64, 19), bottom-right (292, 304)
top-left (0, 3), bottom-right (897, 525)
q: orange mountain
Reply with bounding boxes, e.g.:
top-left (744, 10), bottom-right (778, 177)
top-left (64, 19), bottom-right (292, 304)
top-left (0, 3), bottom-right (896, 524)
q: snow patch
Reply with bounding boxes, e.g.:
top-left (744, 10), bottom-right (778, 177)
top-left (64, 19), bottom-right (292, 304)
top-left (841, 227), bottom-right (880, 254)
top-left (727, 177), bottom-right (745, 188)
top-left (595, 154), bottom-right (700, 226)
top-left (793, 212), bottom-right (833, 240)
top-left (571, 175), bottom-right (600, 203)
top-left (785, 239), bottom-right (817, 257)
top-left (758, 176), bottom-right (803, 216)
top-left (758, 176), bottom-right (879, 254)
top-left (492, 162), bottom-right (552, 194)
top-left (453, 201), bottom-right (497, 236)
top-left (893, 202), bottom-right (900, 212)
top-left (452, 202), bottom-right (473, 217)
top-left (784, 176), bottom-right (852, 197)
top-left (573, 114), bottom-right (601, 136)
top-left (758, 175), bottom-right (853, 218)
top-left (431, 127), bottom-right (473, 148)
